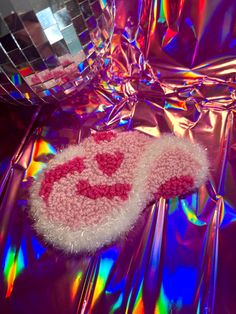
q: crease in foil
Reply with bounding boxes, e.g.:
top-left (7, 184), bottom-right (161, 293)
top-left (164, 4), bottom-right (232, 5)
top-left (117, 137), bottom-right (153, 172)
top-left (0, 0), bottom-right (236, 313)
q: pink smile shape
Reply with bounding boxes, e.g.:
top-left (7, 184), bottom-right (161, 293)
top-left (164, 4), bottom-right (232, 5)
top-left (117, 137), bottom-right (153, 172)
top-left (76, 180), bottom-right (131, 200)
top-left (39, 156), bottom-right (85, 203)
top-left (39, 155), bottom-right (131, 205)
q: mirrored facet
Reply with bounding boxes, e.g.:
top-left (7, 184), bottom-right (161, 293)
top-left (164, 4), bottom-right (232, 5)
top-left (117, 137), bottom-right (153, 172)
top-left (91, 1), bottom-right (102, 17)
top-left (4, 13), bottom-right (24, 32)
top-left (0, 46), bottom-right (9, 64)
top-left (52, 39), bottom-right (69, 56)
top-left (61, 24), bottom-right (77, 43)
top-left (36, 7), bottom-right (57, 30)
top-left (67, 40), bottom-right (82, 55)
top-left (72, 15), bottom-right (86, 34)
top-left (9, 49), bottom-right (27, 65)
top-left (30, 58), bottom-right (47, 71)
top-left (44, 24), bottom-right (63, 45)
top-left (13, 29), bottom-right (33, 49)
top-left (0, 34), bottom-right (18, 52)
top-left (79, 30), bottom-right (91, 45)
top-left (65, 0), bottom-right (81, 18)
top-left (80, 1), bottom-right (93, 20)
top-left (23, 45), bottom-right (41, 61)
top-left (54, 8), bottom-right (71, 30)
top-left (10, 0), bottom-right (33, 13)
top-left (0, 17), bottom-right (9, 37)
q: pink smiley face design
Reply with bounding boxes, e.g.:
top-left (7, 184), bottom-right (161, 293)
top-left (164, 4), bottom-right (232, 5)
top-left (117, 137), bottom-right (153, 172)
top-left (30, 131), bottom-right (208, 253)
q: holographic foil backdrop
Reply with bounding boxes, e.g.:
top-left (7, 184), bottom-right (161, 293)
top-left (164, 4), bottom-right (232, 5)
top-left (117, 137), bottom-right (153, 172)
top-left (0, 0), bottom-right (236, 313)
top-left (0, 0), bottom-right (114, 106)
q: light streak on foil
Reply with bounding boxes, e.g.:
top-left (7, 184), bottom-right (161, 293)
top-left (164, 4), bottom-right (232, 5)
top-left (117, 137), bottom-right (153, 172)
top-left (118, 118), bottom-right (129, 126)
top-left (99, 0), bottom-right (107, 10)
top-left (192, 0), bottom-right (208, 64)
top-left (3, 238), bottom-right (26, 298)
top-left (220, 200), bottom-right (236, 227)
top-left (110, 294), bottom-right (123, 313)
top-left (25, 160), bottom-right (46, 179)
top-left (25, 139), bottom-right (56, 179)
top-left (90, 250), bottom-right (116, 312)
top-left (162, 28), bottom-right (177, 47)
top-left (96, 103), bottom-right (107, 112)
top-left (155, 285), bottom-right (169, 314)
top-left (132, 280), bottom-right (144, 314)
top-left (185, 17), bottom-right (197, 38)
top-left (158, 0), bottom-right (167, 23)
top-left (31, 237), bottom-right (46, 260)
top-left (181, 198), bottom-right (206, 226)
top-left (151, 0), bottom-right (158, 37)
top-left (71, 271), bottom-right (83, 302)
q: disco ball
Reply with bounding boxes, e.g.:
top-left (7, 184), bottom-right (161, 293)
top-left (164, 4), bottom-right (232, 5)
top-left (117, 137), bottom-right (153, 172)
top-left (0, 0), bottom-right (115, 106)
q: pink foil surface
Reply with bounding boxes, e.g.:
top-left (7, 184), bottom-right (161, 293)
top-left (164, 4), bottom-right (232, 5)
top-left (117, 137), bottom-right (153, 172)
top-left (0, 0), bottom-right (236, 313)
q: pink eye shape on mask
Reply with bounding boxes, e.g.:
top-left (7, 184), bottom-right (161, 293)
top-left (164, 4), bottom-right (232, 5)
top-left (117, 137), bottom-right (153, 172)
top-left (30, 131), bottom-right (209, 253)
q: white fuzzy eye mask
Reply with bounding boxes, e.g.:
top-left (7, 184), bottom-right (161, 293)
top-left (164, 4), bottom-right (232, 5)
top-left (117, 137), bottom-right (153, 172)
top-left (30, 131), bottom-right (209, 253)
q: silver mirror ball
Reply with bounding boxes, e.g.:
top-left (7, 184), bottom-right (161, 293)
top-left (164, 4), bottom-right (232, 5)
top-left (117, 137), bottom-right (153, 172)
top-left (0, 0), bottom-right (115, 105)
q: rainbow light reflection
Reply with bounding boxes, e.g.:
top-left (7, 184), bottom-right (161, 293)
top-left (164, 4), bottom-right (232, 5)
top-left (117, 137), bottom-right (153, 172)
top-left (181, 197), bottom-right (206, 226)
top-left (71, 271), bottom-right (83, 302)
top-left (90, 249), bottom-right (117, 312)
top-left (12, 74), bottom-right (22, 86)
top-left (155, 285), bottom-right (169, 314)
top-left (132, 280), bottom-right (145, 314)
top-left (25, 139), bottom-right (56, 179)
top-left (2, 237), bottom-right (26, 298)
top-left (99, 0), bottom-right (107, 10)
top-left (110, 294), bottom-right (123, 314)
top-left (158, 0), bottom-right (167, 24)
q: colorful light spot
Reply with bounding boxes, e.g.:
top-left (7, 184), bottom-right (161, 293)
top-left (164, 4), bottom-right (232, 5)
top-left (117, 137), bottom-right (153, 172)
top-left (32, 237), bottom-right (46, 260)
top-left (71, 271), bottom-right (83, 301)
top-left (132, 280), bottom-right (145, 314)
top-left (11, 74), bottom-right (22, 86)
top-left (181, 199), bottom-right (206, 226)
top-left (155, 285), bottom-right (169, 314)
top-left (90, 251), bottom-right (116, 311)
top-left (3, 240), bottom-right (26, 298)
top-left (25, 139), bottom-right (56, 180)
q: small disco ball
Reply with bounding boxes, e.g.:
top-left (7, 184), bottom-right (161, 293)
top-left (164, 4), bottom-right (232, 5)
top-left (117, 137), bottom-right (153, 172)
top-left (0, 0), bottom-right (115, 106)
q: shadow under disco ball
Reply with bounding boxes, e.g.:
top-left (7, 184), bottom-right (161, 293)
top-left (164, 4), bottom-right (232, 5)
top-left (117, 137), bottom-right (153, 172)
top-left (0, 0), bottom-right (115, 106)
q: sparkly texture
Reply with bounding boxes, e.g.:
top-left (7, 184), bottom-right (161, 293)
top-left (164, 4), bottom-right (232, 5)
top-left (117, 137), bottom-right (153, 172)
top-left (30, 131), bottom-right (209, 253)
top-left (155, 175), bottom-right (194, 199)
top-left (95, 151), bottom-right (124, 176)
top-left (76, 180), bottom-right (131, 200)
top-left (39, 157), bottom-right (85, 203)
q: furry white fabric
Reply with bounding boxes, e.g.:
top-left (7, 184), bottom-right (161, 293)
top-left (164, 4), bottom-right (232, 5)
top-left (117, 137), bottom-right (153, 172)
top-left (29, 131), bottom-right (209, 253)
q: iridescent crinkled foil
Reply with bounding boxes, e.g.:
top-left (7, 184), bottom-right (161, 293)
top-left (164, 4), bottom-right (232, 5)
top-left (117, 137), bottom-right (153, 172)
top-left (0, 0), bottom-right (236, 313)
top-left (0, 0), bottom-right (114, 106)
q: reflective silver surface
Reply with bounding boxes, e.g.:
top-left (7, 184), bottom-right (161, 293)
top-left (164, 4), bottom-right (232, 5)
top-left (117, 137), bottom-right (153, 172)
top-left (0, 0), bottom-right (114, 106)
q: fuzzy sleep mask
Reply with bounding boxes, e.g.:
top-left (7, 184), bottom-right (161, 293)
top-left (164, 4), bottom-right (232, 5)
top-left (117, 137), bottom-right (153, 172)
top-left (30, 131), bottom-right (208, 253)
